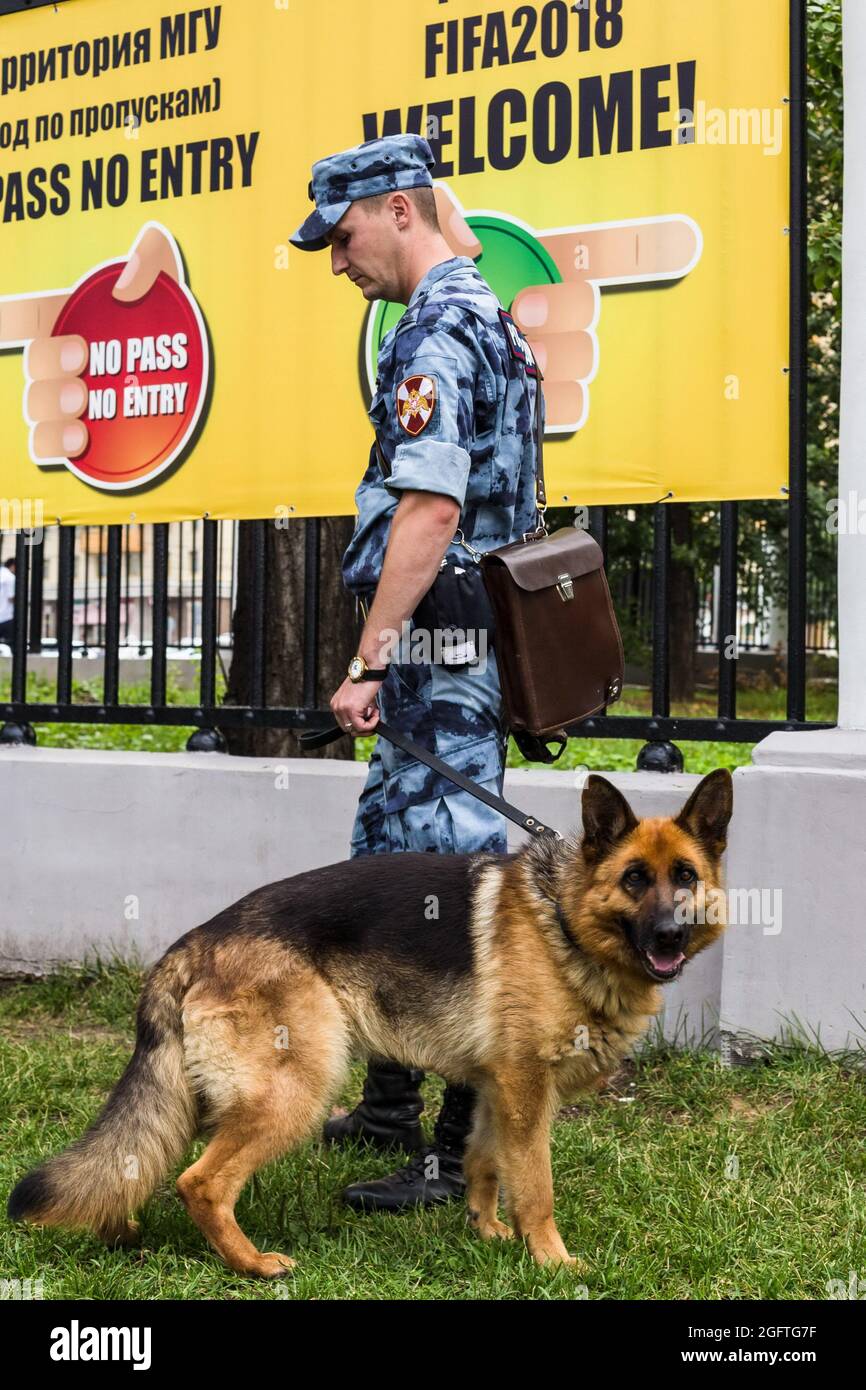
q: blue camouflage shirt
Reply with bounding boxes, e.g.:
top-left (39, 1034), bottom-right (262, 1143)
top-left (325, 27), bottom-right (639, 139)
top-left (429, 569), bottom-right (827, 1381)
top-left (341, 256), bottom-right (542, 596)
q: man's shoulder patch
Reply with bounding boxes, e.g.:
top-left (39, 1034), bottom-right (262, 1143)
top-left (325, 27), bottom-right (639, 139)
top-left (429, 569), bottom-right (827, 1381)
top-left (397, 374), bottom-right (437, 437)
top-left (498, 308), bottom-right (539, 378)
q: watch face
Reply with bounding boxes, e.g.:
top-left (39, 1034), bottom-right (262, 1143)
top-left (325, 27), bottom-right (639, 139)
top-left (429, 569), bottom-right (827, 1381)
top-left (348, 657), bottom-right (364, 680)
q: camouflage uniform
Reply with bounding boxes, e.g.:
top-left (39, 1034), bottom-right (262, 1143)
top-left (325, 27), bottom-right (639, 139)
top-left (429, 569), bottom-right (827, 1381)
top-left (291, 134), bottom-right (542, 858)
top-left (342, 254), bottom-right (541, 859)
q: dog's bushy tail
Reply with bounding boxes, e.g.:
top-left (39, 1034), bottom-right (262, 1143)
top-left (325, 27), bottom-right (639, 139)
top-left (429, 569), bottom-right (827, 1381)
top-left (8, 951), bottom-right (197, 1243)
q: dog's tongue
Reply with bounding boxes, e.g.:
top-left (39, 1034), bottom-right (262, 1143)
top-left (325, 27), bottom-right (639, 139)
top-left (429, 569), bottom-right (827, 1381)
top-left (648, 951), bottom-right (685, 975)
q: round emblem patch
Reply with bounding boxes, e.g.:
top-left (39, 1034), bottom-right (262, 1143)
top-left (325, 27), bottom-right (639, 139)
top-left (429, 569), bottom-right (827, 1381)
top-left (397, 374), bottom-right (436, 436)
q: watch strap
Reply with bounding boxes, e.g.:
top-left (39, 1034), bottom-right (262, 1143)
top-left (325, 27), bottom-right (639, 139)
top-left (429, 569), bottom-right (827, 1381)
top-left (348, 654), bottom-right (388, 682)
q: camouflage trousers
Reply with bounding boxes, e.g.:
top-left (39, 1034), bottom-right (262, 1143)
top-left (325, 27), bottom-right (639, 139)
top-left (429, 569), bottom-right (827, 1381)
top-left (350, 645), bottom-right (509, 858)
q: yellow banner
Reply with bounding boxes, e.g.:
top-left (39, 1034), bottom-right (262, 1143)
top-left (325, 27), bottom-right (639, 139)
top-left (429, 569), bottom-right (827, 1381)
top-left (0, 0), bottom-right (790, 524)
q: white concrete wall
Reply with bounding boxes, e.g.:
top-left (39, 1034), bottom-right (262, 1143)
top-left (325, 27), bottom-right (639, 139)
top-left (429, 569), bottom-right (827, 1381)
top-left (720, 731), bottom-right (866, 1055)
top-left (5, 741), bottom-right (864, 1054)
top-left (0, 747), bottom-right (722, 1047)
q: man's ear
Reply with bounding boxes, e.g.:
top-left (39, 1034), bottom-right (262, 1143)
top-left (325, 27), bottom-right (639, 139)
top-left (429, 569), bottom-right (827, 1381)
top-left (389, 190), bottom-right (412, 231)
top-left (581, 775), bottom-right (639, 867)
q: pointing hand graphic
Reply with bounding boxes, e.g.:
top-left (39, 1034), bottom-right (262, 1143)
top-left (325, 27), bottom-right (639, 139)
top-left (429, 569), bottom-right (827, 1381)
top-left (432, 185), bottom-right (702, 431)
top-left (0, 224), bottom-right (182, 462)
top-left (433, 185), bottom-right (484, 261)
top-left (0, 222), bottom-right (207, 491)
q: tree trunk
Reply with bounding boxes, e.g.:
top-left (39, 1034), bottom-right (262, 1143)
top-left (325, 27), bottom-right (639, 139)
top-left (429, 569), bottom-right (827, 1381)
top-left (224, 516), bottom-right (358, 758)
top-left (669, 503), bottom-right (697, 703)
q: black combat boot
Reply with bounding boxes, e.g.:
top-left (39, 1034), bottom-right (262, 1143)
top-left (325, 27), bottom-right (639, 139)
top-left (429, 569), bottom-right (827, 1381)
top-left (341, 1082), bottom-right (475, 1211)
top-left (322, 1058), bottom-right (426, 1153)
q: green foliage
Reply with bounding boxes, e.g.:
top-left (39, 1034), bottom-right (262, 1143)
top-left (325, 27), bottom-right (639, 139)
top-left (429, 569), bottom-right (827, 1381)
top-left (355, 679), bottom-right (837, 776)
top-left (805, 0), bottom-right (843, 615)
top-left (808, 0), bottom-right (843, 297)
top-left (0, 669), bottom-right (218, 752)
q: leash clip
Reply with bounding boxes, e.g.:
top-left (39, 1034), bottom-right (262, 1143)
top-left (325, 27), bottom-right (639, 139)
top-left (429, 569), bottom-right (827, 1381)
top-left (453, 528), bottom-right (482, 563)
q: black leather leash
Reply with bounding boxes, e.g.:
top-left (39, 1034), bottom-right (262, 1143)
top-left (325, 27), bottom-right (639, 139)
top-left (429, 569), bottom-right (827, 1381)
top-left (299, 721), bottom-right (582, 953)
top-left (299, 719), bottom-right (563, 840)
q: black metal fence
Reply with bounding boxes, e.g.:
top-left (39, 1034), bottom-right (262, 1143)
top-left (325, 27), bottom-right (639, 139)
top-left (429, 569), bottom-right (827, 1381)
top-left (0, 521), bottom-right (237, 656)
top-left (0, 496), bottom-right (837, 762)
top-left (0, 512), bottom-right (836, 661)
top-left (0, 0), bottom-right (835, 761)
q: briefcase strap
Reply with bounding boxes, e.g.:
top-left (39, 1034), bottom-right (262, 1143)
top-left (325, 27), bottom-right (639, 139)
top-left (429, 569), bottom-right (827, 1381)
top-left (531, 354), bottom-right (548, 518)
top-left (374, 431), bottom-right (391, 479)
top-left (372, 313), bottom-right (547, 528)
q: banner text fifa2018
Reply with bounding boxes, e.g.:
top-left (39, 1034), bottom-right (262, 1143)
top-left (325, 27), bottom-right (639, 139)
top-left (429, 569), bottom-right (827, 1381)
top-left (0, 0), bottom-right (791, 525)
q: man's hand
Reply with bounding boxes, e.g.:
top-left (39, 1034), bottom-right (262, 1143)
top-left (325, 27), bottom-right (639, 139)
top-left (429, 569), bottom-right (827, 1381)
top-left (330, 675), bottom-right (383, 738)
top-left (330, 489), bottom-right (460, 736)
top-left (0, 224), bottom-right (182, 462)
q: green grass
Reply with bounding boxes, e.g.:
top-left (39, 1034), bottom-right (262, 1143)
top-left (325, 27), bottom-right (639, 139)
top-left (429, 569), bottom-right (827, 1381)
top-left (1, 965), bottom-right (864, 1300)
top-left (360, 679), bottom-right (838, 775)
top-left (1, 670), bottom-right (838, 771)
top-left (0, 670), bottom-right (215, 753)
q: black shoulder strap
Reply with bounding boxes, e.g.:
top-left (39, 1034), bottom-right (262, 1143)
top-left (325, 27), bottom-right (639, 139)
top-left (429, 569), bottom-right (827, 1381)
top-left (492, 305), bottom-right (547, 513)
top-left (372, 304), bottom-right (546, 510)
top-left (374, 430), bottom-right (391, 479)
top-left (533, 356), bottom-right (547, 510)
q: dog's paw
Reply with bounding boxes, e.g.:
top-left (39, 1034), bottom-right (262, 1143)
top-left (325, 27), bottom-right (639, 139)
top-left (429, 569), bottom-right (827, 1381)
top-left (103, 1219), bottom-right (141, 1248)
top-left (473, 1217), bottom-right (514, 1242)
top-left (532, 1247), bottom-right (585, 1271)
top-left (526, 1230), bottom-right (585, 1271)
top-left (254, 1252), bottom-right (296, 1278)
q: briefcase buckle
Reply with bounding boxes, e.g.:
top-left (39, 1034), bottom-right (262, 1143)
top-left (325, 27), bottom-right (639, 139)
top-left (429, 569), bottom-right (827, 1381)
top-left (556, 574), bottom-right (574, 601)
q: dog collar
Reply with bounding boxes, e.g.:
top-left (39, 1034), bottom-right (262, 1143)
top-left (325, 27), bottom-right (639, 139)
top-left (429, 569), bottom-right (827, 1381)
top-left (550, 896), bottom-right (581, 954)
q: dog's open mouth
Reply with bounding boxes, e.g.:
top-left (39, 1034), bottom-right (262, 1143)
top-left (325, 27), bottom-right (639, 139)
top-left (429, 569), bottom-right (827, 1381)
top-left (639, 949), bottom-right (685, 982)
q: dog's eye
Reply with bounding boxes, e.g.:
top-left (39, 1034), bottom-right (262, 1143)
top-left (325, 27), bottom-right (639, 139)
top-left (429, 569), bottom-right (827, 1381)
top-left (623, 866), bottom-right (646, 887)
top-left (675, 864), bottom-right (697, 884)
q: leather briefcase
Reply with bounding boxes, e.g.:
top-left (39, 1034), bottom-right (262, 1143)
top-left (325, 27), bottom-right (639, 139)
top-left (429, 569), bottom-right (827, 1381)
top-left (480, 524), bottom-right (624, 745)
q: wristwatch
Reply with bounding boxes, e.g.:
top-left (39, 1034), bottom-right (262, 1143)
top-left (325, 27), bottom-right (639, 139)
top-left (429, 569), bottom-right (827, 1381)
top-left (347, 655), bottom-right (388, 683)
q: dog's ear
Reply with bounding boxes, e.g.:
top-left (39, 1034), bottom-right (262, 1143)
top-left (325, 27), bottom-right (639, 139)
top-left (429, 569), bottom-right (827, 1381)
top-left (674, 768), bottom-right (734, 859)
top-left (581, 775), bottom-right (639, 867)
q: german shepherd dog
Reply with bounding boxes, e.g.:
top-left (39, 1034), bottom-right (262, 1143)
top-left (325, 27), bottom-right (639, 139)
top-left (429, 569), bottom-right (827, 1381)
top-left (8, 769), bottom-right (732, 1275)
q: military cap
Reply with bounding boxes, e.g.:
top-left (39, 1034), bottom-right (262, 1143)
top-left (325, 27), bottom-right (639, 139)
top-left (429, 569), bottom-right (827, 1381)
top-left (290, 133), bottom-right (436, 251)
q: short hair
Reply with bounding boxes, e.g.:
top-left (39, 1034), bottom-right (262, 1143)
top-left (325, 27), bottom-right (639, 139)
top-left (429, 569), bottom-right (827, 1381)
top-left (361, 186), bottom-right (440, 232)
top-left (4, 557), bottom-right (15, 568)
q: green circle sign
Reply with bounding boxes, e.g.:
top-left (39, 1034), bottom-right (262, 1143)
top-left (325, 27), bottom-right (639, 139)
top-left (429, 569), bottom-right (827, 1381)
top-left (367, 213), bottom-right (561, 376)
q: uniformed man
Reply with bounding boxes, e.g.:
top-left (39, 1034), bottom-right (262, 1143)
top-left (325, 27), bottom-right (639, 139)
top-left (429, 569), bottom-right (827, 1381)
top-left (289, 133), bottom-right (542, 1211)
